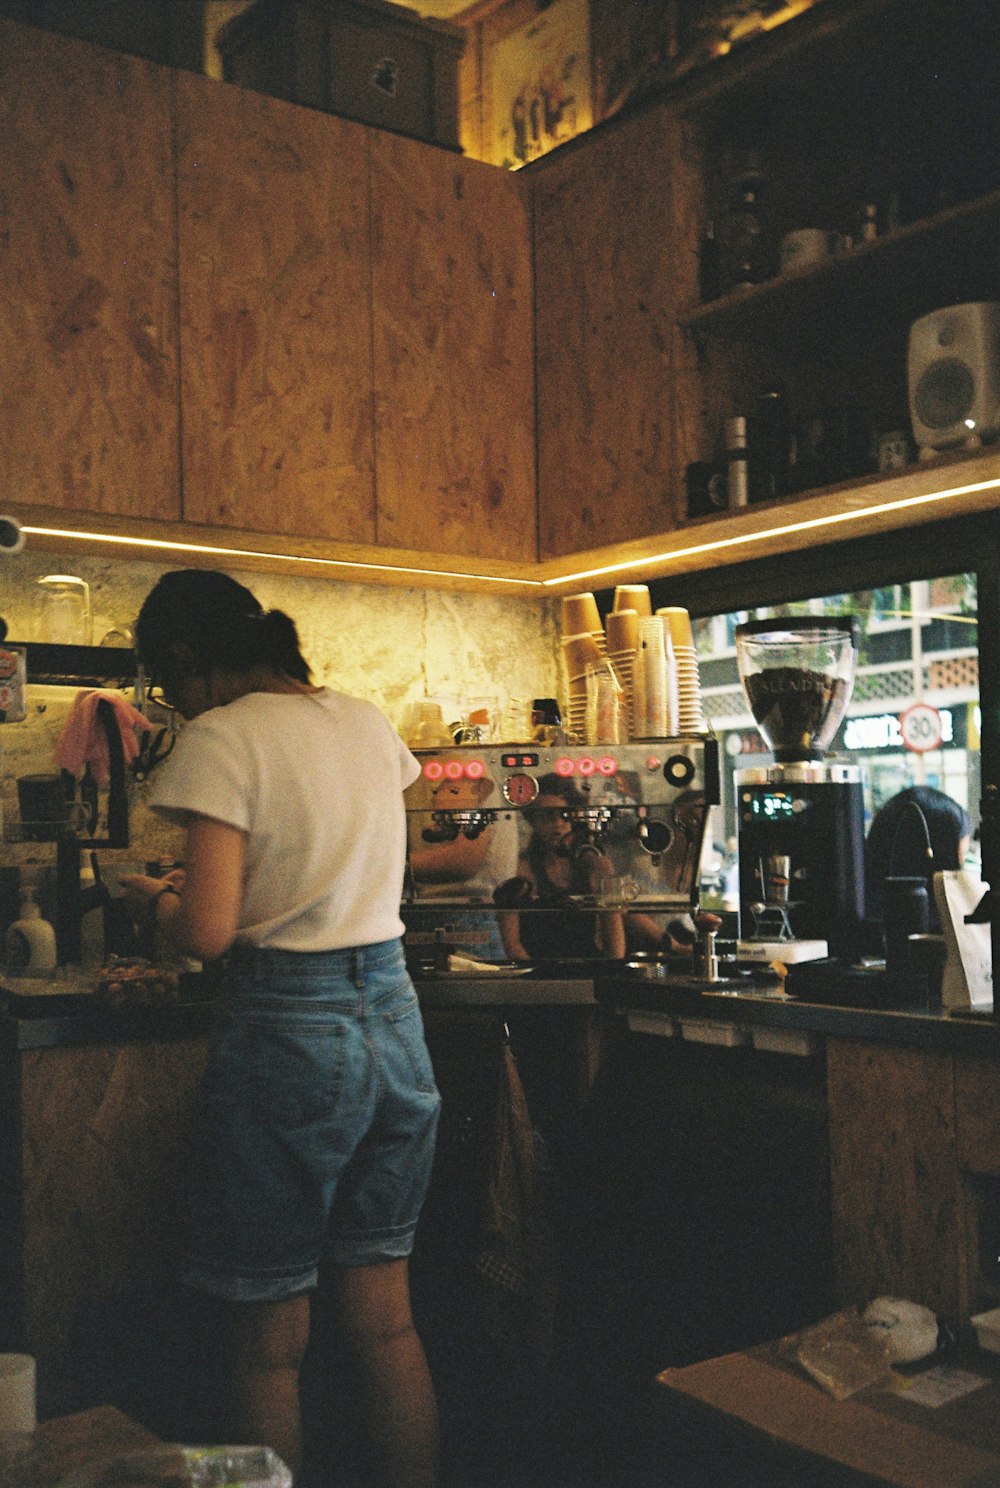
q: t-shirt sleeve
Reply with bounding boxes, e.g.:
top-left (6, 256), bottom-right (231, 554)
top-left (148, 716), bottom-right (253, 832)
top-left (397, 730), bottom-right (421, 789)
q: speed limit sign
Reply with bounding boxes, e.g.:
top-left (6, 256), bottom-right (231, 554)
top-left (899, 702), bottom-right (943, 753)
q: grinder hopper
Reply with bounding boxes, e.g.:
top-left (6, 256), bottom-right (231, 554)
top-left (735, 617), bottom-right (860, 762)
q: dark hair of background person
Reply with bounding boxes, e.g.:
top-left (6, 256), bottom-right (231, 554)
top-left (135, 569), bottom-right (312, 692)
top-left (864, 784), bottom-right (973, 922)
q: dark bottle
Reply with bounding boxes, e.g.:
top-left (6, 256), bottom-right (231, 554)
top-left (723, 186), bottom-right (766, 290)
top-left (751, 388), bottom-right (791, 503)
top-left (698, 220), bottom-right (721, 303)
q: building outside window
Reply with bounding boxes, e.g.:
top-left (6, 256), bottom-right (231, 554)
top-left (687, 573), bottom-right (981, 900)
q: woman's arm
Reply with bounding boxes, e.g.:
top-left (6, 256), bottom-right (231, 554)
top-left (121, 814), bottom-right (247, 961)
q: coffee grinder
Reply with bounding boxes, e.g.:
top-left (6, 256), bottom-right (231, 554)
top-left (734, 617), bottom-right (865, 964)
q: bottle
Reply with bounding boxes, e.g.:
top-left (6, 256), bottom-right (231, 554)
top-left (725, 415), bottom-right (750, 509)
top-left (78, 861), bottom-right (105, 968)
top-left (751, 388), bottom-right (790, 503)
top-left (723, 186), bottom-right (765, 290)
top-left (698, 219), bottom-right (721, 302)
top-left (4, 887), bottom-right (57, 977)
top-left (859, 201), bottom-right (878, 243)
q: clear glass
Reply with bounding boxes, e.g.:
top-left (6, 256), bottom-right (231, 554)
top-left (34, 574), bottom-right (91, 645)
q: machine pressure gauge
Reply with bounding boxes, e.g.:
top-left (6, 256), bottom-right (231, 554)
top-left (503, 773), bottom-right (539, 806)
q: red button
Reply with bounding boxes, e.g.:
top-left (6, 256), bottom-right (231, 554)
top-left (444, 760), bottom-right (464, 779)
top-left (597, 757), bottom-right (618, 775)
top-left (578, 757), bottom-right (596, 776)
top-left (555, 757), bottom-right (575, 777)
top-left (424, 761), bottom-right (444, 780)
top-left (465, 760), bottom-right (485, 779)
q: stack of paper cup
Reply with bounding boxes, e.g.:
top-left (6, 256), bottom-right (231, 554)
top-left (585, 661), bottom-right (625, 744)
top-left (612, 583), bottom-right (652, 619)
top-left (562, 630), bottom-right (604, 741)
top-left (657, 607), bottom-right (707, 733)
top-left (633, 616), bottom-right (674, 738)
top-left (605, 608), bottom-right (640, 738)
top-left (561, 591), bottom-right (606, 660)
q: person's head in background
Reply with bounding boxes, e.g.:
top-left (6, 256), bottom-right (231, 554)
top-left (136, 569), bottom-right (311, 719)
top-left (523, 773), bottom-right (585, 855)
top-left (864, 785), bottom-right (973, 923)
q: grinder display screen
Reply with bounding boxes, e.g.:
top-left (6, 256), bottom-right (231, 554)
top-left (749, 791), bottom-right (797, 820)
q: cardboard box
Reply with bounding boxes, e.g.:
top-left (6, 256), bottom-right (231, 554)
top-left (218, 0), bottom-right (464, 150)
top-left (658, 1342), bottom-right (1000, 1488)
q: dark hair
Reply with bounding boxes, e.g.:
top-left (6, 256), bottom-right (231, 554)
top-left (864, 785), bottom-right (972, 922)
top-left (527, 773), bottom-right (585, 814)
top-left (135, 569), bottom-right (311, 689)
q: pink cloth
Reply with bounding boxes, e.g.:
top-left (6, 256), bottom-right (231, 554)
top-left (55, 689), bottom-right (152, 787)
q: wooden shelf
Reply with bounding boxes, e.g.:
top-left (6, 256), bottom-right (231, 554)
top-left (534, 446), bottom-right (1000, 591)
top-left (10, 448), bottom-right (1000, 597)
top-left (679, 187), bottom-right (1000, 342)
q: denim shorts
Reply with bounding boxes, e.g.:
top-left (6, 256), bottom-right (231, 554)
top-left (181, 937), bottom-right (441, 1302)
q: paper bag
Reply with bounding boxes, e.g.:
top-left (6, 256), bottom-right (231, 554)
top-left (933, 869), bottom-right (992, 1010)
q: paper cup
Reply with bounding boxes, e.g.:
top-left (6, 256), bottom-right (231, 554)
top-left (561, 631), bottom-right (603, 675)
top-left (561, 592), bottom-right (601, 636)
top-left (0, 1354), bottom-right (35, 1433)
top-left (656, 607), bottom-right (695, 651)
top-left (606, 609), bottom-right (640, 654)
top-left (613, 584), bottom-right (652, 618)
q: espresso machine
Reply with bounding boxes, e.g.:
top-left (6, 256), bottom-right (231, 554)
top-left (402, 738), bottom-right (719, 973)
top-left (734, 617), bottom-right (865, 964)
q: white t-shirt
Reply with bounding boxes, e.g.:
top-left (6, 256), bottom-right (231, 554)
top-left (149, 688), bottom-right (421, 951)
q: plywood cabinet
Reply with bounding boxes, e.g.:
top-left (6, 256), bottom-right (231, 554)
top-left (175, 72), bottom-right (376, 543)
top-left (0, 21), bottom-right (180, 521)
top-left (531, 106), bottom-right (686, 558)
top-left (826, 1038), bottom-right (972, 1328)
top-left (370, 131), bottom-right (536, 561)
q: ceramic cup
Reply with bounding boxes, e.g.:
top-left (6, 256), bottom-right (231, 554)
top-left (779, 228), bottom-right (838, 273)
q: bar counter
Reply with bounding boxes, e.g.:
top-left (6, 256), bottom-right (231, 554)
top-left (2, 967), bottom-right (997, 1057)
top-left (2, 964), bottom-right (999, 1425)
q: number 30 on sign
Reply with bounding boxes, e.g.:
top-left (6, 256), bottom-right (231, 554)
top-left (899, 702), bottom-right (943, 753)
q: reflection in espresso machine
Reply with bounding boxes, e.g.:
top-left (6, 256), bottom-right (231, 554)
top-left (402, 740), bottom-right (720, 971)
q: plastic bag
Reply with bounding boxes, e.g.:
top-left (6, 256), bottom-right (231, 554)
top-left (786, 1307), bottom-right (894, 1399)
top-left (60, 1446), bottom-right (292, 1488)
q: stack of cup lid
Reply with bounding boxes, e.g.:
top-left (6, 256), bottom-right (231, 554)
top-left (657, 607), bottom-right (707, 733)
top-left (605, 608), bottom-right (640, 739)
top-left (561, 630), bottom-right (604, 741)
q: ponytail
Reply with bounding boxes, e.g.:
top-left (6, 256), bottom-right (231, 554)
top-left (136, 570), bottom-right (312, 686)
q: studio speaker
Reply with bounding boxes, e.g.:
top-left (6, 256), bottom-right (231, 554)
top-left (908, 301), bottom-right (1000, 455)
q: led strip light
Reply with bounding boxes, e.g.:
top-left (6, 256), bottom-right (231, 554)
top-left (16, 470), bottom-right (1000, 593)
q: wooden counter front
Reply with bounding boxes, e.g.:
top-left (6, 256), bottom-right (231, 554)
top-left (0, 1018), bottom-right (210, 1422)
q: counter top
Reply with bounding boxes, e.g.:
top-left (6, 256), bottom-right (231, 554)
top-left (596, 974), bottom-right (1000, 1057)
top-left (4, 967), bottom-right (999, 1057)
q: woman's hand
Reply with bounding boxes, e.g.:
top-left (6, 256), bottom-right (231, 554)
top-left (119, 871), bottom-right (181, 918)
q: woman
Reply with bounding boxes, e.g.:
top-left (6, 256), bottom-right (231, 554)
top-left (121, 570), bottom-right (440, 1488)
top-left (864, 784), bottom-right (973, 932)
top-left (496, 773), bottom-right (625, 964)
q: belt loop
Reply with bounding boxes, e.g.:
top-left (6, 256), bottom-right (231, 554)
top-left (352, 948), bottom-right (364, 988)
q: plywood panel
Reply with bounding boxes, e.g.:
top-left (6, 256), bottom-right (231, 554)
top-left (0, 21), bottom-right (179, 519)
top-left (19, 1037), bottom-right (209, 1415)
top-left (532, 104), bottom-right (681, 557)
top-left (826, 1039), bottom-right (969, 1326)
top-left (371, 132), bottom-right (536, 562)
top-left (955, 1056), bottom-right (1000, 1176)
top-left (177, 73), bottom-right (375, 542)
